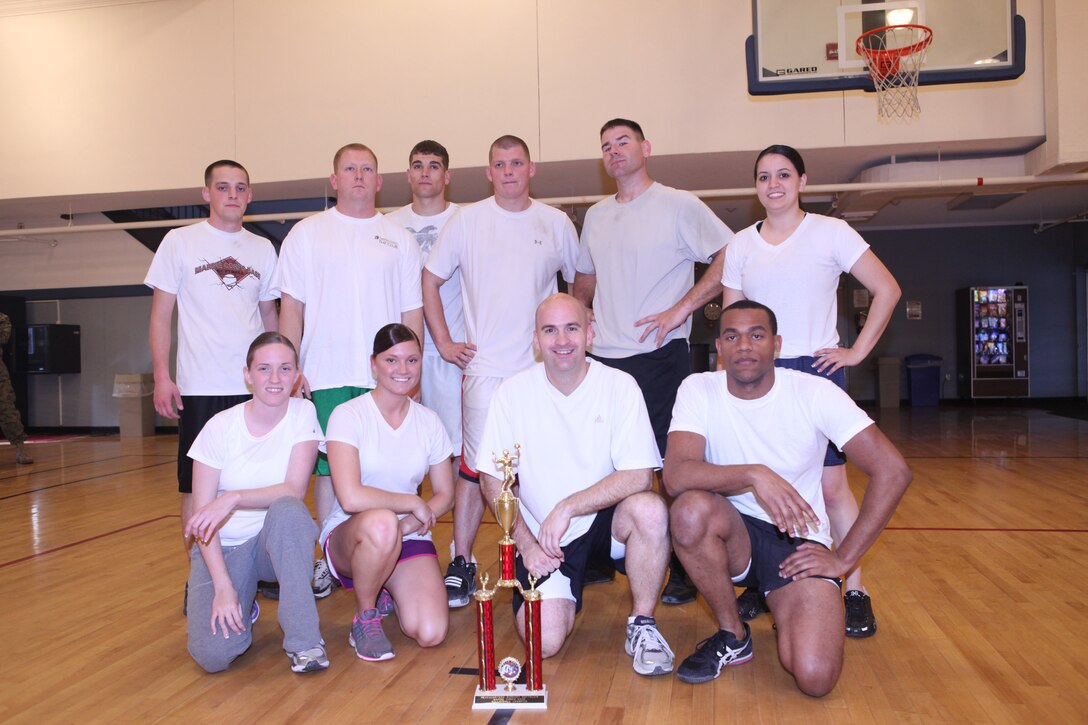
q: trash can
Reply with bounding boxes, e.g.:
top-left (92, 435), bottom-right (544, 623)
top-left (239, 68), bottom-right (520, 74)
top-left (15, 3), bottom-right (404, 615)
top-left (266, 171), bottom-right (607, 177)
top-left (877, 357), bottom-right (900, 408)
top-left (113, 373), bottom-right (155, 436)
top-left (903, 354), bottom-right (942, 406)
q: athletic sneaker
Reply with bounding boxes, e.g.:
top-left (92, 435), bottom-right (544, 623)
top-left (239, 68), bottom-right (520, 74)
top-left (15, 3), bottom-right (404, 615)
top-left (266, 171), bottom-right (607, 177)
top-left (377, 588), bottom-right (395, 618)
top-left (844, 590), bottom-right (877, 638)
top-left (445, 555), bottom-right (477, 608)
top-left (312, 559), bottom-right (335, 600)
top-left (257, 581), bottom-right (280, 600)
top-left (250, 600), bottom-right (260, 625)
top-left (737, 587), bottom-right (768, 621)
top-left (288, 644), bottom-right (330, 673)
top-left (349, 608), bottom-right (395, 661)
top-left (661, 560), bottom-right (696, 605)
top-left (676, 623), bottom-right (754, 684)
top-left (625, 615), bottom-right (675, 676)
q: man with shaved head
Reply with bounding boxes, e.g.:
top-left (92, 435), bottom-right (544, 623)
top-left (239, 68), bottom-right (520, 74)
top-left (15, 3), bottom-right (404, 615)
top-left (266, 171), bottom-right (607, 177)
top-left (476, 293), bottom-right (674, 676)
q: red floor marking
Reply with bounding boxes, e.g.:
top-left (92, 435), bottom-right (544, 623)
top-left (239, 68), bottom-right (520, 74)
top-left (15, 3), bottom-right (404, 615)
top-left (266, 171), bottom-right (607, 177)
top-left (0, 514), bottom-right (178, 569)
top-left (886, 526), bottom-right (1087, 533)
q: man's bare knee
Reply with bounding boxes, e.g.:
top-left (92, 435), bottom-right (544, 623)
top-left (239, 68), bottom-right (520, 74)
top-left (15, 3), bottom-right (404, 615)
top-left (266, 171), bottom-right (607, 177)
top-left (790, 653), bottom-right (840, 698)
top-left (670, 490), bottom-right (717, 549)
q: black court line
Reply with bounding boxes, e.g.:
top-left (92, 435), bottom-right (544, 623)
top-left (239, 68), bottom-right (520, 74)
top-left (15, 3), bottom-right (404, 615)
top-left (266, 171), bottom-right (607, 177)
top-left (488, 711), bottom-right (515, 724)
top-left (450, 667), bottom-right (479, 676)
top-left (451, 668), bottom-right (517, 722)
top-left (0, 459), bottom-right (175, 501)
top-left (0, 514), bottom-right (175, 569)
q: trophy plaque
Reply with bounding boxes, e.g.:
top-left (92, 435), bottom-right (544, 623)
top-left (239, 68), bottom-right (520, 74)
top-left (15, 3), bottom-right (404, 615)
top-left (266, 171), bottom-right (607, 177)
top-left (472, 445), bottom-right (548, 710)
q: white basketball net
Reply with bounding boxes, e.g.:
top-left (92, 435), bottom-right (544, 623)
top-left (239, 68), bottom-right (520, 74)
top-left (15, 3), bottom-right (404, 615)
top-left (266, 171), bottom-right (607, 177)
top-left (857, 25), bottom-right (933, 119)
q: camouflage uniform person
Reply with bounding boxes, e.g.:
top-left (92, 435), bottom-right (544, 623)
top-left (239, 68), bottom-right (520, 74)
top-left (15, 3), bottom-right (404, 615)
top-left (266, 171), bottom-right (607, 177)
top-left (0, 312), bottom-right (33, 464)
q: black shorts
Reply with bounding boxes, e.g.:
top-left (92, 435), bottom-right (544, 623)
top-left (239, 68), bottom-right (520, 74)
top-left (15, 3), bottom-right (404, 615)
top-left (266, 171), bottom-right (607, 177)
top-left (774, 356), bottom-right (848, 466)
top-left (592, 338), bottom-right (690, 457)
top-left (733, 514), bottom-right (840, 597)
top-left (512, 505), bottom-right (627, 615)
top-left (176, 394), bottom-right (250, 493)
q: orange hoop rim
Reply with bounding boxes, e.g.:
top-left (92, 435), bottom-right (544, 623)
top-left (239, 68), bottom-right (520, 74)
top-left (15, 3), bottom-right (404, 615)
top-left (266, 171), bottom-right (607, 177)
top-left (855, 24), bottom-right (934, 61)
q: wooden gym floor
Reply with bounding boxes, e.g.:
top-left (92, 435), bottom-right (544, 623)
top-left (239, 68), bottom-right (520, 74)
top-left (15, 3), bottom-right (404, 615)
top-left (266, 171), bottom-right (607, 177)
top-left (2, 402), bottom-right (1086, 724)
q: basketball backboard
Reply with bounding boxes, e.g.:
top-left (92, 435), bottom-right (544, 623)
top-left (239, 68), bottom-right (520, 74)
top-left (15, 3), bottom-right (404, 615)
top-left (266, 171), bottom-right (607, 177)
top-left (747, 0), bottom-right (1024, 94)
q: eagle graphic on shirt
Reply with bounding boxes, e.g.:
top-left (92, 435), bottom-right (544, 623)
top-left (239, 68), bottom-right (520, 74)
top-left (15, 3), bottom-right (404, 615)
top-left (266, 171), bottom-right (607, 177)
top-left (404, 225), bottom-right (440, 255)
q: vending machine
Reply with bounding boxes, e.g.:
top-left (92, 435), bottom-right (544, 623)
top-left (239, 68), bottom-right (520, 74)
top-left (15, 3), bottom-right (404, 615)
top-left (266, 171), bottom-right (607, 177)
top-left (958, 286), bottom-right (1029, 398)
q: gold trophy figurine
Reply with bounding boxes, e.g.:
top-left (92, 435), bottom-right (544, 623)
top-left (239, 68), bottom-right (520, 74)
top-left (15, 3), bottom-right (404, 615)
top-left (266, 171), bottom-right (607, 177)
top-left (493, 445), bottom-right (521, 587)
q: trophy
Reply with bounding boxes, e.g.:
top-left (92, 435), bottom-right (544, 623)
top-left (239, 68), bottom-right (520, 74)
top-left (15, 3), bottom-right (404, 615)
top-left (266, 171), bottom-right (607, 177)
top-left (472, 445), bottom-right (547, 710)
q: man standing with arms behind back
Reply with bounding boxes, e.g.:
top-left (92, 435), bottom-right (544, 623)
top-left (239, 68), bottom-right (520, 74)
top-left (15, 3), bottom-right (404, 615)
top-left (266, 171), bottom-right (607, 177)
top-left (423, 135), bottom-right (579, 608)
top-left (573, 119), bottom-right (734, 604)
top-left (145, 160), bottom-right (279, 591)
top-left (274, 143), bottom-right (424, 598)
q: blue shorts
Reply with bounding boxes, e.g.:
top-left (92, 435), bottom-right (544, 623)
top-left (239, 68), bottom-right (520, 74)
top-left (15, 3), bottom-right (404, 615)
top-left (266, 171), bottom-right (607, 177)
top-left (775, 356), bottom-right (847, 466)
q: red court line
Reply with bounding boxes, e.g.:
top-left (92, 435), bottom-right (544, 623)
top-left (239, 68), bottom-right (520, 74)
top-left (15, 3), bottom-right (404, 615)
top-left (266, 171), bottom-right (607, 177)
top-left (886, 526), bottom-right (1087, 533)
top-left (0, 514), bottom-right (177, 569)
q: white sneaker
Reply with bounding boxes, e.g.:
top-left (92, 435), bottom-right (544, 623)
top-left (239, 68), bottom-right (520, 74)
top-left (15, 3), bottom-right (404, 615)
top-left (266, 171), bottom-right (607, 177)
top-left (312, 559), bottom-right (335, 600)
top-left (625, 616), bottom-right (674, 676)
top-left (288, 644), bottom-right (330, 673)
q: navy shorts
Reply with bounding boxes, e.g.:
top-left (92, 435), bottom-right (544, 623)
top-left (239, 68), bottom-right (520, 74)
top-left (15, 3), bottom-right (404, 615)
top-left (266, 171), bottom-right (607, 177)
top-left (775, 356), bottom-right (847, 466)
top-left (733, 514), bottom-right (840, 597)
top-left (512, 505), bottom-right (626, 615)
top-left (592, 338), bottom-right (690, 457)
top-left (177, 394), bottom-right (250, 493)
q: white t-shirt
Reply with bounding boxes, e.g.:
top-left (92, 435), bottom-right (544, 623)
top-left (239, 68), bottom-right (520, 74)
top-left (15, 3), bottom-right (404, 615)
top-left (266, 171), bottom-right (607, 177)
top-left (668, 368), bottom-right (872, 547)
top-left (425, 197), bottom-right (579, 378)
top-left (188, 397), bottom-right (322, 547)
top-left (320, 393), bottom-right (453, 544)
top-left (721, 213), bottom-right (868, 358)
top-left (577, 182), bottom-right (733, 358)
top-left (386, 203), bottom-right (464, 356)
top-left (144, 221), bottom-right (278, 395)
top-left (271, 208), bottom-right (423, 390)
top-left (476, 360), bottom-right (660, 546)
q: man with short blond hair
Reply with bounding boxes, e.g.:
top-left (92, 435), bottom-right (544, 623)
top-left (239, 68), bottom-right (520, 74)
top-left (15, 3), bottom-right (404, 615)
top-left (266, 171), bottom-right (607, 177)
top-left (273, 143), bottom-right (424, 597)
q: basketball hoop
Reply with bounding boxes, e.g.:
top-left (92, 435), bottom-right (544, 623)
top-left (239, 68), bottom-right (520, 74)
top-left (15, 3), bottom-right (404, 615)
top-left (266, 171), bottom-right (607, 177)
top-left (856, 24), bottom-right (933, 119)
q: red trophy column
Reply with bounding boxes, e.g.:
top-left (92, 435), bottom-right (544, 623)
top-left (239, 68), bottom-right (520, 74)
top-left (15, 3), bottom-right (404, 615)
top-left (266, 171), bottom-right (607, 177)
top-left (475, 585), bottom-right (496, 691)
top-left (524, 586), bottom-right (543, 690)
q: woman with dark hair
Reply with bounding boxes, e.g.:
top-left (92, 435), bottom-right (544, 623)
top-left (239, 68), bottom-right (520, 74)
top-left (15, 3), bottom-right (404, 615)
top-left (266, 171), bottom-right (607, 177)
top-left (321, 323), bottom-right (454, 662)
top-left (185, 332), bottom-right (326, 673)
top-left (722, 144), bottom-right (901, 638)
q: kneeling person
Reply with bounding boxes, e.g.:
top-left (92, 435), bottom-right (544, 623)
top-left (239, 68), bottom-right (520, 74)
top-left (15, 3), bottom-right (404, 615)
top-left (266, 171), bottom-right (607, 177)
top-left (185, 333), bottom-right (325, 674)
top-left (322, 324), bottom-right (454, 662)
top-left (477, 294), bottom-right (674, 675)
top-left (664, 300), bottom-right (911, 695)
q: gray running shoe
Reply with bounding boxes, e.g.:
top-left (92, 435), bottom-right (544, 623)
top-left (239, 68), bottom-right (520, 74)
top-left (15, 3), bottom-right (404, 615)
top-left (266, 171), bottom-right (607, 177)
top-left (288, 644), bottom-right (330, 673)
top-left (312, 559), bottom-right (335, 600)
top-left (377, 588), bottom-right (395, 618)
top-left (625, 615), bottom-right (675, 676)
top-left (349, 608), bottom-right (395, 661)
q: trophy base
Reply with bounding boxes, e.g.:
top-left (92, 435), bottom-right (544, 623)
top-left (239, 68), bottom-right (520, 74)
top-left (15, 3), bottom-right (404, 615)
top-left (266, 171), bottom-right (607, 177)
top-left (472, 684), bottom-right (548, 710)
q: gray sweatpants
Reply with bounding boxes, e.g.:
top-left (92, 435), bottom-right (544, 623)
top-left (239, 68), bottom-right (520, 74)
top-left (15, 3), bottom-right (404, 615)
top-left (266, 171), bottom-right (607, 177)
top-left (187, 496), bottom-right (321, 673)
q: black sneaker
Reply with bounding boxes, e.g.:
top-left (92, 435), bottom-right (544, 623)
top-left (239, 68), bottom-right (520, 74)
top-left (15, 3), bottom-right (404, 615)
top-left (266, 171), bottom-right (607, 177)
top-left (844, 590), bottom-right (877, 638)
top-left (445, 555), bottom-right (477, 608)
top-left (676, 623), bottom-right (754, 684)
top-left (661, 561), bottom-right (696, 605)
top-left (736, 587), bottom-right (768, 621)
top-left (258, 581), bottom-right (280, 600)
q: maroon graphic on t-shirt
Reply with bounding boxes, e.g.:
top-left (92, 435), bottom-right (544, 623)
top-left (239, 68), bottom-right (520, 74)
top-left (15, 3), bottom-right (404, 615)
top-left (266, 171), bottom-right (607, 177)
top-left (194, 257), bottom-right (262, 290)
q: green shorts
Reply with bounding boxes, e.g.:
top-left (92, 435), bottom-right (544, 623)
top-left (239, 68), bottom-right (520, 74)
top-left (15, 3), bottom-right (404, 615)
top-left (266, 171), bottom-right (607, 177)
top-left (311, 385), bottom-right (372, 476)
